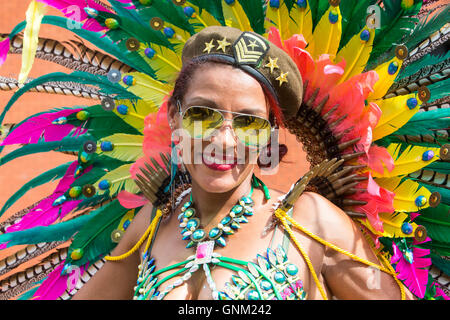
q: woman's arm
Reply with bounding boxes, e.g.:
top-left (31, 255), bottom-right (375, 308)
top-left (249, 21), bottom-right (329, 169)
top-left (294, 192), bottom-right (415, 300)
top-left (72, 202), bottom-right (153, 300)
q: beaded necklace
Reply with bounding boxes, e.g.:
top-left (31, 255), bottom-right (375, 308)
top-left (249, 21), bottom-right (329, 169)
top-left (177, 183), bottom-right (255, 249)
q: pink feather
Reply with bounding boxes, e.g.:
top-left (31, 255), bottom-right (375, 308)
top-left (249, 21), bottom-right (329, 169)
top-left (0, 108), bottom-right (85, 145)
top-left (391, 241), bottom-right (432, 299)
top-left (36, 0), bottom-right (111, 32)
top-left (4, 161), bottom-right (89, 234)
top-left (118, 190), bottom-right (148, 209)
top-left (0, 37), bottom-right (10, 67)
top-left (32, 262), bottom-right (86, 300)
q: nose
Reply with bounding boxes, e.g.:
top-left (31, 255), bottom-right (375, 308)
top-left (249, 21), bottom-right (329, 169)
top-left (210, 118), bottom-right (238, 149)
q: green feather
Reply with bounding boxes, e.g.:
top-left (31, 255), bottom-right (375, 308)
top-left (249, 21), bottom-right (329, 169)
top-left (368, 0), bottom-right (422, 65)
top-left (0, 136), bottom-right (93, 167)
top-left (238, 0), bottom-right (266, 34)
top-left (67, 105), bottom-right (142, 140)
top-left (403, 5), bottom-right (450, 52)
top-left (0, 162), bottom-right (72, 217)
top-left (417, 182), bottom-right (450, 206)
top-left (0, 71), bottom-right (138, 125)
top-left (131, 0), bottom-right (195, 35)
top-left (426, 77), bottom-right (450, 104)
top-left (309, 0), bottom-right (330, 30)
top-left (188, 0), bottom-right (225, 25)
top-left (339, 0), bottom-right (377, 50)
top-left (415, 204), bottom-right (450, 244)
top-left (0, 213), bottom-right (93, 247)
top-left (425, 161), bottom-right (450, 175)
top-left (393, 108), bottom-right (450, 137)
top-left (397, 51), bottom-right (450, 80)
top-left (65, 199), bottom-right (131, 266)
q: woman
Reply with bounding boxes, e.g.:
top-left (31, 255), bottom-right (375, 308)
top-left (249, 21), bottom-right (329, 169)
top-left (72, 26), bottom-right (414, 300)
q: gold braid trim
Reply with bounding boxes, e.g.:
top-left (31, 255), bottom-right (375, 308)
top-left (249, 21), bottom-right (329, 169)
top-left (104, 209), bottom-right (163, 261)
top-left (274, 208), bottom-right (405, 300)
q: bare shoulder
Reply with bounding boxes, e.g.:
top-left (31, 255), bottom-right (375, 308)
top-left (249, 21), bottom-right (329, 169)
top-left (290, 191), bottom-right (360, 244)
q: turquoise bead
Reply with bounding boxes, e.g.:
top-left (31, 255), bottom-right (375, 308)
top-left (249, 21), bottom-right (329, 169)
top-left (183, 6), bottom-right (195, 17)
top-left (183, 208), bottom-right (195, 219)
top-left (215, 236), bottom-right (226, 247)
top-left (116, 104), bottom-right (129, 115)
top-left (144, 47), bottom-right (155, 59)
top-left (285, 264), bottom-right (299, 276)
top-left (415, 195), bottom-right (427, 207)
top-left (84, 7), bottom-right (98, 18)
top-left (52, 195), bottom-right (67, 206)
top-left (360, 29), bottom-right (370, 41)
top-left (247, 290), bottom-right (260, 300)
top-left (209, 227), bottom-right (221, 239)
top-left (422, 150), bottom-right (434, 161)
top-left (260, 280), bottom-right (272, 291)
top-left (224, 0), bottom-right (235, 4)
top-left (52, 116), bottom-right (67, 125)
top-left (220, 216), bottom-right (231, 225)
top-left (186, 218), bottom-right (199, 230)
top-left (123, 75), bottom-right (135, 86)
top-left (123, 220), bottom-right (131, 230)
top-left (79, 151), bottom-right (92, 163)
top-left (163, 27), bottom-right (175, 38)
top-left (230, 221), bottom-right (240, 229)
top-left (183, 201), bottom-right (192, 208)
top-left (406, 97), bottom-right (417, 109)
top-left (241, 196), bottom-right (254, 206)
top-left (269, 0), bottom-right (280, 8)
top-left (296, 0), bottom-right (307, 8)
top-left (186, 241), bottom-right (195, 249)
top-left (235, 216), bottom-right (248, 223)
top-left (274, 271), bottom-right (286, 284)
top-left (192, 229), bottom-right (205, 241)
top-left (328, 10), bottom-right (339, 24)
top-left (231, 205), bottom-right (243, 214)
top-left (388, 61), bottom-right (399, 75)
top-left (100, 141), bottom-right (114, 151)
top-left (401, 222), bottom-right (413, 235)
top-left (98, 179), bottom-right (110, 190)
top-left (243, 208), bottom-right (254, 216)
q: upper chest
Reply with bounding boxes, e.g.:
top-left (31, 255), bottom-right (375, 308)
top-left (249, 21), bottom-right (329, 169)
top-left (134, 204), bottom-right (326, 300)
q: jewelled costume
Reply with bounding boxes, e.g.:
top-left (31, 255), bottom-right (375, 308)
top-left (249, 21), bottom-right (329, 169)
top-left (0, 0), bottom-right (449, 300)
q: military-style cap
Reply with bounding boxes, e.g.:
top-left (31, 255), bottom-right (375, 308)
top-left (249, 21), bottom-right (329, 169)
top-left (181, 26), bottom-right (303, 121)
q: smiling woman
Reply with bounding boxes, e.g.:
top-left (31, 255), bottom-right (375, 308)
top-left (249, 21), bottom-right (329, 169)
top-left (0, 0), bottom-right (449, 301)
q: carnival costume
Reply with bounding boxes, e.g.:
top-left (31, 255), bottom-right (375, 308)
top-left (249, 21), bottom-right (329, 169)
top-left (0, 0), bottom-right (449, 300)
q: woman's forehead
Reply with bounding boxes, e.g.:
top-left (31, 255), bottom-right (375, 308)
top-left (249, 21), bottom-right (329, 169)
top-left (183, 63), bottom-right (269, 116)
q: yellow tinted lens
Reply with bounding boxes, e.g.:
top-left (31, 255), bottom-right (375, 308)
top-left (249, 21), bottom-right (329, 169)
top-left (233, 115), bottom-right (271, 147)
top-left (182, 106), bottom-right (223, 139)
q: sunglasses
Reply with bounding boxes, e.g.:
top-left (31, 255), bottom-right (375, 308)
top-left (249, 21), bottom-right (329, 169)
top-left (177, 103), bottom-right (272, 148)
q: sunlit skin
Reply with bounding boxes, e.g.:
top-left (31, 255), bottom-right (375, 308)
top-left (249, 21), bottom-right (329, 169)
top-left (73, 64), bottom-right (415, 300)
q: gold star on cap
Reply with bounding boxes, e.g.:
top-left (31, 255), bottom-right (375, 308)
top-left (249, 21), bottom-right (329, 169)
top-left (216, 37), bottom-right (231, 53)
top-left (276, 71), bottom-right (289, 86)
top-left (264, 57), bottom-right (279, 73)
top-left (203, 39), bottom-right (215, 53)
top-left (247, 39), bottom-right (258, 50)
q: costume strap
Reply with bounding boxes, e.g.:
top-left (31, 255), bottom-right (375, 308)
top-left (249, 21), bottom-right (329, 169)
top-left (104, 207), bottom-right (163, 261)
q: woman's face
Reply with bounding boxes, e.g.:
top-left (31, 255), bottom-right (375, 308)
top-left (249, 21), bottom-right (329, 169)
top-left (169, 63), bottom-right (270, 193)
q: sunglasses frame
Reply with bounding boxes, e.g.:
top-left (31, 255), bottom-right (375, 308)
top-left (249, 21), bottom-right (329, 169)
top-left (176, 101), bottom-right (274, 148)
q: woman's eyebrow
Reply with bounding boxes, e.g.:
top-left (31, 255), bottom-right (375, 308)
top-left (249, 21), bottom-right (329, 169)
top-left (186, 97), bottom-right (266, 116)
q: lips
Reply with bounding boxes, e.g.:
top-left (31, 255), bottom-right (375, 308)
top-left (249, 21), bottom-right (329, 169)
top-left (202, 152), bottom-right (237, 171)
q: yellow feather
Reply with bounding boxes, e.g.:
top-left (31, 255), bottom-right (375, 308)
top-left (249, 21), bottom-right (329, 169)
top-left (310, 6), bottom-right (342, 60)
top-left (113, 99), bottom-right (157, 133)
top-left (368, 56), bottom-right (403, 100)
top-left (121, 72), bottom-right (173, 106)
top-left (96, 134), bottom-right (144, 162)
top-left (376, 177), bottom-right (432, 212)
top-left (140, 44), bottom-right (182, 82)
top-left (358, 212), bottom-right (418, 238)
top-left (221, 0), bottom-right (252, 31)
top-left (336, 27), bottom-right (375, 83)
top-left (187, 3), bottom-right (221, 31)
top-left (372, 93), bottom-right (419, 141)
top-left (18, 1), bottom-right (47, 84)
top-left (288, 1), bottom-right (313, 45)
top-left (94, 163), bottom-right (139, 196)
top-left (265, 1), bottom-right (291, 40)
top-left (372, 144), bottom-right (440, 178)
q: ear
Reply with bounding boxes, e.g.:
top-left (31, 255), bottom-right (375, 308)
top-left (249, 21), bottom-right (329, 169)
top-left (167, 98), bottom-right (180, 129)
